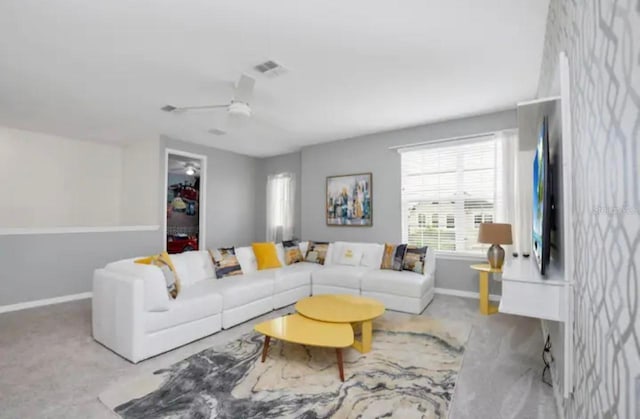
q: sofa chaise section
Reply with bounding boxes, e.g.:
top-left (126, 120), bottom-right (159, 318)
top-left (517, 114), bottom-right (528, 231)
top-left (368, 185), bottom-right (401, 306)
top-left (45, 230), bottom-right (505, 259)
top-left (360, 247), bottom-right (436, 314)
top-left (92, 258), bottom-right (223, 363)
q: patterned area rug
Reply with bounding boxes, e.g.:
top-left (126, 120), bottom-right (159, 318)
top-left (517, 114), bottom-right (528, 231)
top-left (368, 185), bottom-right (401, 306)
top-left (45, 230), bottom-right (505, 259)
top-left (100, 312), bottom-right (471, 419)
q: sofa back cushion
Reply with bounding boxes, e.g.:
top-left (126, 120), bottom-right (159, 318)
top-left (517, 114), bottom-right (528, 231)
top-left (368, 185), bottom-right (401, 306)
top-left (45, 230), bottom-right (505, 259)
top-left (168, 250), bottom-right (216, 288)
top-left (331, 242), bottom-right (384, 268)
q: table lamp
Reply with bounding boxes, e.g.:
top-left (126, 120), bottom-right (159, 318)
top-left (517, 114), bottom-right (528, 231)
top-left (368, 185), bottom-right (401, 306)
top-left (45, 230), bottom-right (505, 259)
top-left (478, 223), bottom-right (513, 269)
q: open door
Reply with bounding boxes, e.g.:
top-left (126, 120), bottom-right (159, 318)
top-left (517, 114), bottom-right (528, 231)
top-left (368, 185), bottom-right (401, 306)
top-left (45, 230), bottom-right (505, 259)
top-left (164, 150), bottom-right (206, 254)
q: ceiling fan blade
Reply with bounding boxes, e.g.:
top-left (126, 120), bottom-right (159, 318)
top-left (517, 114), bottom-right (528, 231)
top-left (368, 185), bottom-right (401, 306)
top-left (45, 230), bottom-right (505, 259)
top-left (164, 104), bottom-right (229, 113)
top-left (233, 74), bottom-right (255, 104)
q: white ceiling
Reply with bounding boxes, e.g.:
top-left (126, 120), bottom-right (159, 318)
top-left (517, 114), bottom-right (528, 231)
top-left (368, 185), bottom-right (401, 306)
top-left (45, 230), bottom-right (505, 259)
top-left (0, 0), bottom-right (549, 157)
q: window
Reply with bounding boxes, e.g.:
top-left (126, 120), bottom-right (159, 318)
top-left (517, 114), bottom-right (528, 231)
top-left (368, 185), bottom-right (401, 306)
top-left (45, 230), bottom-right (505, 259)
top-left (446, 214), bottom-right (455, 229)
top-left (266, 173), bottom-right (295, 242)
top-left (401, 135), bottom-right (503, 253)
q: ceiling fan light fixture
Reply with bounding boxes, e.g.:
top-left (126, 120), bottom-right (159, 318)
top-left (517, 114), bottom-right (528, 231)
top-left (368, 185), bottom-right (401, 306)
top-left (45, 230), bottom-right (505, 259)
top-left (228, 101), bottom-right (251, 118)
top-left (185, 165), bottom-right (196, 176)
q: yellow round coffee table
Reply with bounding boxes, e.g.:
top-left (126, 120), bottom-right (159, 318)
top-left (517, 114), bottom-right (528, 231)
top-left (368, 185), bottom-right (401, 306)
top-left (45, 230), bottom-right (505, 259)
top-left (295, 294), bottom-right (385, 353)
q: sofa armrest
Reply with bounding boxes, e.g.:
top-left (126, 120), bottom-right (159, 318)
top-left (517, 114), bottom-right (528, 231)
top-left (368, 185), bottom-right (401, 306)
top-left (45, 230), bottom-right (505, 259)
top-left (104, 260), bottom-right (170, 312)
top-left (92, 268), bottom-right (146, 362)
top-left (425, 247), bottom-right (436, 278)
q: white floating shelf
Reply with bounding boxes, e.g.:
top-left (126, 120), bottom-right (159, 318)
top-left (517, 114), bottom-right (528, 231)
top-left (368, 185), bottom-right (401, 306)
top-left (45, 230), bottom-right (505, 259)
top-left (499, 257), bottom-right (571, 322)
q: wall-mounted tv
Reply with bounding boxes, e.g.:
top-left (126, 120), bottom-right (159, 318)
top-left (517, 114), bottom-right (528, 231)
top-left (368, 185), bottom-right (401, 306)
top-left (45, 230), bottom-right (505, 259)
top-left (532, 116), bottom-right (552, 276)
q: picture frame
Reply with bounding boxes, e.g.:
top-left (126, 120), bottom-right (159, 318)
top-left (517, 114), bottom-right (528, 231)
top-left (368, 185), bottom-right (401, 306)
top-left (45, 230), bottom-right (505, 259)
top-left (326, 172), bottom-right (373, 226)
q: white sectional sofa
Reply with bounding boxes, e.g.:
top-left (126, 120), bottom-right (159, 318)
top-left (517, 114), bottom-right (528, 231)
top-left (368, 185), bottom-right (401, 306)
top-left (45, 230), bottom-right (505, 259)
top-left (92, 242), bottom-right (435, 363)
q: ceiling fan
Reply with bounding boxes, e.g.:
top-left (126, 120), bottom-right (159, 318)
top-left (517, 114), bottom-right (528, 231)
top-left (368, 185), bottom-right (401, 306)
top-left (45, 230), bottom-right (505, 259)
top-left (168, 158), bottom-right (200, 176)
top-left (161, 74), bottom-right (256, 134)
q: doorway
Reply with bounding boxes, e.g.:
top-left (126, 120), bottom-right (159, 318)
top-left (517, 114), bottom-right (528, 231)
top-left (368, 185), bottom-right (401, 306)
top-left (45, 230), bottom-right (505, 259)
top-left (164, 149), bottom-right (206, 254)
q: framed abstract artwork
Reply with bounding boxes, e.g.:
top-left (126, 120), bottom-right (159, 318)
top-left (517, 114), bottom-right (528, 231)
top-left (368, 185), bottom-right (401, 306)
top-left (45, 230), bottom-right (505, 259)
top-left (326, 173), bottom-right (372, 226)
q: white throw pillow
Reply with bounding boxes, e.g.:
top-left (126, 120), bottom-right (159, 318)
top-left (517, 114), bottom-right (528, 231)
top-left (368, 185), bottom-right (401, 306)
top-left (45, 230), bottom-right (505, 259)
top-left (235, 246), bottom-right (257, 274)
top-left (336, 246), bottom-right (364, 266)
top-left (275, 242), bottom-right (286, 266)
top-left (299, 241), bottom-right (309, 256)
top-left (360, 243), bottom-right (385, 268)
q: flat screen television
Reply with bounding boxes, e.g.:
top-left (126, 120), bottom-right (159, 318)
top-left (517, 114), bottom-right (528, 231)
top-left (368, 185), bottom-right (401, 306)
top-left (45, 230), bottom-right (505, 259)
top-left (532, 116), bottom-right (552, 276)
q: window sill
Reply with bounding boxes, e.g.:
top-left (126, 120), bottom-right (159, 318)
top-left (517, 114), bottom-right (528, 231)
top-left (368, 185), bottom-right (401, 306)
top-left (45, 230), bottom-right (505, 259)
top-left (435, 251), bottom-right (487, 261)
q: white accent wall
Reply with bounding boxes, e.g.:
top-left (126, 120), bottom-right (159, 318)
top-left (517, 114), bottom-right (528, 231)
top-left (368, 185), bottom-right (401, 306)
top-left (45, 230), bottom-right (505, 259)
top-left (0, 126), bottom-right (161, 229)
top-left (0, 126), bottom-right (124, 228)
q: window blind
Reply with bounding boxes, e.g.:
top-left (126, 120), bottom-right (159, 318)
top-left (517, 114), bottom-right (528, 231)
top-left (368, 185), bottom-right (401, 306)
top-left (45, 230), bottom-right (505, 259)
top-left (401, 135), bottom-right (502, 253)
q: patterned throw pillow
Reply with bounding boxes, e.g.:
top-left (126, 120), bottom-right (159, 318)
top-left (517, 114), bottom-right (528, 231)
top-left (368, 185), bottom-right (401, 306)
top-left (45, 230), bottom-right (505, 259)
top-left (380, 243), bottom-right (407, 271)
top-left (135, 252), bottom-right (181, 299)
top-left (209, 247), bottom-right (243, 279)
top-left (282, 240), bottom-right (304, 265)
top-left (305, 241), bottom-right (330, 265)
top-left (402, 245), bottom-right (428, 274)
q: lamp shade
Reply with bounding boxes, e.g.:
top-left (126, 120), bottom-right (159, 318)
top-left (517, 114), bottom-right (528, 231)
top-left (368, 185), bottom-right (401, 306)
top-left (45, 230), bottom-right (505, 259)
top-left (478, 223), bottom-right (513, 245)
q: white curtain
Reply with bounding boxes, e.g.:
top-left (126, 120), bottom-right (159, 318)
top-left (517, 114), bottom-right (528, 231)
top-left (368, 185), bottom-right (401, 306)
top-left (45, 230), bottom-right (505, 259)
top-left (515, 149), bottom-right (535, 256)
top-left (496, 130), bottom-right (520, 255)
top-left (496, 129), bottom-right (534, 256)
top-left (266, 173), bottom-right (295, 242)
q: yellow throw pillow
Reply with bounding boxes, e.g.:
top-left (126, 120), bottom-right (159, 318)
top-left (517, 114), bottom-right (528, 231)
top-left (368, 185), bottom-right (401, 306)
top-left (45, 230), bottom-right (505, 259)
top-left (252, 242), bottom-right (282, 270)
top-left (134, 256), bottom-right (154, 265)
top-left (135, 251), bottom-right (181, 299)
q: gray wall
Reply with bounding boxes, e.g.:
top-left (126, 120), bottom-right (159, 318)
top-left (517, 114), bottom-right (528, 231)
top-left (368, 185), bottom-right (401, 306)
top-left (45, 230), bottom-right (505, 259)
top-left (300, 110), bottom-right (517, 242)
top-left (161, 136), bottom-right (260, 248)
top-left (300, 110), bottom-right (517, 294)
top-left (0, 230), bottom-right (161, 306)
top-left (254, 152), bottom-right (302, 241)
top-left (538, 1), bottom-right (640, 417)
top-left (0, 136), bottom-right (262, 307)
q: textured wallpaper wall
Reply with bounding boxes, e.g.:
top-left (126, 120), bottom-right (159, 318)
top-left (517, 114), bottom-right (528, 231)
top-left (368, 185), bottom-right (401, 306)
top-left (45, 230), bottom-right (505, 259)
top-left (538, 0), bottom-right (640, 418)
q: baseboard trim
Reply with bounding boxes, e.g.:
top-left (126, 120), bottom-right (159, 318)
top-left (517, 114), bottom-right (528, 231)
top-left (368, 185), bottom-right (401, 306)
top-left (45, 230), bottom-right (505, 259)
top-left (1, 288), bottom-right (499, 314)
top-left (434, 287), bottom-right (501, 302)
top-left (0, 292), bottom-right (92, 314)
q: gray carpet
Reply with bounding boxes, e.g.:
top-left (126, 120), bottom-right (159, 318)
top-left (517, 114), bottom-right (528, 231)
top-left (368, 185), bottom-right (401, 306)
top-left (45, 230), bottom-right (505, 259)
top-left (0, 295), bottom-right (557, 419)
top-left (101, 313), bottom-right (471, 418)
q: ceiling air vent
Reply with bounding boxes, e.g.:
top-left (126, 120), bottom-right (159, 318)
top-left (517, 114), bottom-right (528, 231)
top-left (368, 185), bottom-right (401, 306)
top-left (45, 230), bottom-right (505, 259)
top-left (253, 59), bottom-right (287, 78)
top-left (208, 128), bottom-right (227, 136)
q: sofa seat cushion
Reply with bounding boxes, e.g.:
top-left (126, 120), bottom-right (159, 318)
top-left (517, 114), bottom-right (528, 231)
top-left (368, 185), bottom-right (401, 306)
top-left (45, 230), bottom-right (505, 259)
top-left (214, 274), bottom-right (275, 310)
top-left (274, 263), bottom-right (319, 293)
top-left (144, 280), bottom-right (223, 333)
top-left (360, 270), bottom-right (433, 298)
top-left (311, 266), bottom-right (372, 289)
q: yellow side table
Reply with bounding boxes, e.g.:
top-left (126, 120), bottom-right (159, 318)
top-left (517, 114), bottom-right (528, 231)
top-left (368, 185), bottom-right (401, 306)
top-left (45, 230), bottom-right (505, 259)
top-left (470, 264), bottom-right (501, 315)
